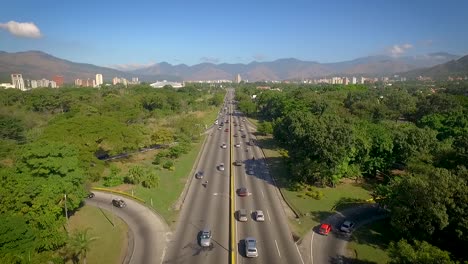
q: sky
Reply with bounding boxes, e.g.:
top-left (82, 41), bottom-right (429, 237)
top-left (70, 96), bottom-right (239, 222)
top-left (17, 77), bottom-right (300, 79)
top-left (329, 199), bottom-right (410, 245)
top-left (1, 0), bottom-right (468, 69)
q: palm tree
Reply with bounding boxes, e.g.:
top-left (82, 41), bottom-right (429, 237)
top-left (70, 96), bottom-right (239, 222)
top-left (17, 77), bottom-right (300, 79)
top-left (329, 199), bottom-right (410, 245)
top-left (68, 228), bottom-right (98, 264)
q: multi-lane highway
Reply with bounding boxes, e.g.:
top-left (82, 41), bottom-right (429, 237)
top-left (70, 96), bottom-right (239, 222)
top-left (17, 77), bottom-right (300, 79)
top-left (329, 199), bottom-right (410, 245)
top-left (164, 89), bottom-right (303, 264)
top-left (164, 95), bottom-right (232, 264)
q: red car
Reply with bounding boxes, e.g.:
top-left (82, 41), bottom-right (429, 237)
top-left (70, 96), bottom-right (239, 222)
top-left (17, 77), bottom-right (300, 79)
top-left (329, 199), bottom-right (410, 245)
top-left (225, 128), bottom-right (229, 132)
top-left (319, 223), bottom-right (332, 235)
top-left (237, 187), bottom-right (248, 197)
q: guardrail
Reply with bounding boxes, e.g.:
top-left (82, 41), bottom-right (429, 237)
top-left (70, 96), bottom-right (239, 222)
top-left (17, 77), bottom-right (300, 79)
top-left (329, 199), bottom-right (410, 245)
top-left (91, 187), bottom-right (146, 203)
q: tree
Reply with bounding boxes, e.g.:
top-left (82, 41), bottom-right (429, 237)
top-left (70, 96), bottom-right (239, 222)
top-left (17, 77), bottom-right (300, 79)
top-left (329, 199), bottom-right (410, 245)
top-left (0, 115), bottom-right (24, 141)
top-left (124, 165), bottom-right (145, 184)
top-left (257, 121), bottom-right (273, 135)
top-left (67, 229), bottom-right (98, 264)
top-left (388, 239), bottom-right (454, 264)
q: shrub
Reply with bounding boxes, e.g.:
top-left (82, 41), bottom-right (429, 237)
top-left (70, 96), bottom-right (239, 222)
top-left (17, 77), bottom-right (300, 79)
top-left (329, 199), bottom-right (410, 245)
top-left (162, 159), bottom-right (174, 170)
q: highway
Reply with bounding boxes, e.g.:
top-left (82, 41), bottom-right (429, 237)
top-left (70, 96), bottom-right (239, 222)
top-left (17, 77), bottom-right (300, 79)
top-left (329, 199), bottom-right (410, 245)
top-left (231, 97), bottom-right (303, 264)
top-left (164, 89), bottom-right (303, 264)
top-left (163, 95), bottom-right (232, 264)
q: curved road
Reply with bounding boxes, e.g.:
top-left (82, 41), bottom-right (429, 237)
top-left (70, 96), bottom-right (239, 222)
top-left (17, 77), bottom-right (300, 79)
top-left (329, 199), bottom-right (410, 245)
top-left (86, 191), bottom-right (170, 264)
top-left (297, 204), bottom-right (388, 264)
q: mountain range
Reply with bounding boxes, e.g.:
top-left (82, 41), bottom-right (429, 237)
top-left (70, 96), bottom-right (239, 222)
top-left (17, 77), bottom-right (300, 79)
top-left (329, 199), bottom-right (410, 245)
top-left (402, 54), bottom-right (468, 79)
top-left (0, 50), bottom-right (463, 83)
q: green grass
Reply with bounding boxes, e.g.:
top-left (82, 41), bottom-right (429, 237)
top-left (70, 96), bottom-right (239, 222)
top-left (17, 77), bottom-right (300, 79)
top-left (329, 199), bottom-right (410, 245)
top-left (67, 205), bottom-right (128, 264)
top-left (348, 219), bottom-right (393, 264)
top-left (255, 134), bottom-right (372, 238)
top-left (133, 139), bottom-right (205, 225)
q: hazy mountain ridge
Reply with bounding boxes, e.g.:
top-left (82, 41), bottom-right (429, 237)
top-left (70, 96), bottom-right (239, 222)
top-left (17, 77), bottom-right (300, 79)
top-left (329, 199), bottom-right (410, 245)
top-left (132, 53), bottom-right (459, 81)
top-left (0, 50), bottom-right (461, 83)
top-left (402, 54), bottom-right (468, 79)
top-left (0, 51), bottom-right (179, 83)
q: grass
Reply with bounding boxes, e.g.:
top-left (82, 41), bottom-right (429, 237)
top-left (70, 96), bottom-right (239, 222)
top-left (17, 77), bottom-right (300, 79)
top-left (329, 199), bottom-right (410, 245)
top-left (67, 205), bottom-right (128, 264)
top-left (255, 134), bottom-right (372, 238)
top-left (95, 108), bottom-right (219, 227)
top-left (347, 218), bottom-right (393, 264)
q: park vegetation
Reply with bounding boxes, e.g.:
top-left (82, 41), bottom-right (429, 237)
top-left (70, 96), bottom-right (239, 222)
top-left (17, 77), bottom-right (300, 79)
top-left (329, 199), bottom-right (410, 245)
top-left (0, 84), bottom-right (224, 263)
top-left (235, 81), bottom-right (468, 263)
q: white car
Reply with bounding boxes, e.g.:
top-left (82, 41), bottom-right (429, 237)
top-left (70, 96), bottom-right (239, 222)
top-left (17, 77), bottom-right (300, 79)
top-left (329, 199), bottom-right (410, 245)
top-left (218, 126), bottom-right (222, 130)
top-left (221, 143), bottom-right (227, 149)
top-left (255, 210), bottom-right (265, 222)
top-left (218, 163), bottom-right (225, 171)
top-left (245, 237), bottom-right (258, 258)
top-left (340, 220), bottom-right (355, 233)
top-left (234, 143), bottom-right (241, 148)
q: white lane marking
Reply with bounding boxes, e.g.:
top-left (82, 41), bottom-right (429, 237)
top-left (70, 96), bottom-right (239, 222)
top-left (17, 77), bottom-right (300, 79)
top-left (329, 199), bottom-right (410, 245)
top-left (261, 190), bottom-right (265, 198)
top-left (310, 232), bottom-right (315, 264)
top-left (275, 239), bottom-right (281, 258)
top-left (295, 243), bottom-right (305, 264)
top-left (160, 247), bottom-right (167, 264)
top-left (267, 209), bottom-right (271, 222)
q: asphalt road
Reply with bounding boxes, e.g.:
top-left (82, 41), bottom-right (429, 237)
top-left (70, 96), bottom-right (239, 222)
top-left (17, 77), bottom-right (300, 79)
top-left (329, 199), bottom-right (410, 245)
top-left (85, 191), bottom-right (169, 264)
top-left (231, 105), bottom-right (304, 264)
top-left (163, 96), bottom-right (232, 264)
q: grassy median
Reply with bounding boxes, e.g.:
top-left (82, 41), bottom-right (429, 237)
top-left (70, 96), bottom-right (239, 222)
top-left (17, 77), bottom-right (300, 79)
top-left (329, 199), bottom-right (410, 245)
top-left (68, 205), bottom-right (128, 264)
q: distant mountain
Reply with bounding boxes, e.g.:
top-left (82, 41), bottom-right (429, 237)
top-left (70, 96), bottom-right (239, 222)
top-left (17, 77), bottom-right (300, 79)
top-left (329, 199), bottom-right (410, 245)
top-left (132, 53), bottom-right (459, 81)
top-left (0, 51), bottom-right (180, 83)
top-left (403, 54), bottom-right (468, 79)
top-left (0, 50), bottom-right (460, 83)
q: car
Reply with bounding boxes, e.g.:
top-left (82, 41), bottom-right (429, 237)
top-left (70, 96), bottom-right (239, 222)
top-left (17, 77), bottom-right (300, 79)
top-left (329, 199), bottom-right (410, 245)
top-left (233, 133), bottom-right (238, 137)
top-left (240, 128), bottom-right (244, 132)
top-left (245, 237), bottom-right (258, 258)
top-left (340, 220), bottom-right (355, 233)
top-left (195, 171), bottom-right (204, 179)
top-left (112, 198), bottom-right (126, 208)
top-left (237, 187), bottom-right (248, 197)
top-left (247, 168), bottom-right (254, 175)
top-left (234, 143), bottom-right (241, 148)
top-left (218, 163), bottom-right (225, 171)
top-left (221, 143), bottom-right (227, 149)
top-left (225, 120), bottom-right (229, 123)
top-left (242, 119), bottom-right (246, 122)
top-left (255, 210), bottom-right (265, 222)
top-left (237, 209), bottom-right (248, 222)
top-left (241, 134), bottom-right (246, 138)
top-left (87, 192), bottom-right (95, 198)
top-left (218, 126), bottom-right (222, 130)
top-left (319, 223), bottom-right (332, 235)
top-left (199, 229), bottom-right (212, 247)
top-left (225, 128), bottom-right (229, 132)
top-left (215, 120), bottom-right (219, 125)
top-left (234, 160), bottom-right (243, 166)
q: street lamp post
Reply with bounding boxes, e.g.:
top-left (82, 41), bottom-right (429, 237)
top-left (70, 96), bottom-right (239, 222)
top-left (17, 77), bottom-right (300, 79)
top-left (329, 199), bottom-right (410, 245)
top-left (64, 194), bottom-right (69, 229)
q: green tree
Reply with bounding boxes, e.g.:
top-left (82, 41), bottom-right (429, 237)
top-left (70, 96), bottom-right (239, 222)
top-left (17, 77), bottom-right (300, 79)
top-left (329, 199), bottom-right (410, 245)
top-left (67, 229), bottom-right (98, 264)
top-left (388, 239), bottom-right (454, 264)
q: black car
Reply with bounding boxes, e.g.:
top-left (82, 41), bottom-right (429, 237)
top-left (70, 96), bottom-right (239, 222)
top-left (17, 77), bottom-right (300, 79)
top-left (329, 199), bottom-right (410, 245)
top-left (241, 134), bottom-right (246, 138)
top-left (195, 171), bottom-right (204, 179)
top-left (234, 160), bottom-right (243, 166)
top-left (112, 198), bottom-right (126, 208)
top-left (87, 192), bottom-right (95, 198)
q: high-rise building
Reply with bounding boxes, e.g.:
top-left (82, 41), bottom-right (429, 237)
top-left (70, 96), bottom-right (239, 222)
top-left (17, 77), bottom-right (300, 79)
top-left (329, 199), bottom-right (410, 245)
top-left (31, 80), bottom-right (38, 88)
top-left (113, 77), bottom-right (120, 85)
top-left (53, 75), bottom-right (64, 87)
top-left (132, 77), bottom-right (139, 84)
top-left (352, 77), bottom-right (357, 84)
top-left (95, 74), bottom-right (103, 86)
top-left (235, 74), bottom-right (242, 83)
top-left (75, 79), bottom-right (83, 86)
top-left (11, 74), bottom-right (25, 91)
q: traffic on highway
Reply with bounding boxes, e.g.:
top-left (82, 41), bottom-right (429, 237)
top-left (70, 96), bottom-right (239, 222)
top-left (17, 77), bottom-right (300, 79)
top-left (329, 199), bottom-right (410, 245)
top-left (164, 89), bottom-right (303, 264)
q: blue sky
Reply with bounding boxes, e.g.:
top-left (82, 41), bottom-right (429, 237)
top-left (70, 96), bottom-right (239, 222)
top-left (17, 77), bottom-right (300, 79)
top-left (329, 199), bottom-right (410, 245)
top-left (1, 0), bottom-right (467, 68)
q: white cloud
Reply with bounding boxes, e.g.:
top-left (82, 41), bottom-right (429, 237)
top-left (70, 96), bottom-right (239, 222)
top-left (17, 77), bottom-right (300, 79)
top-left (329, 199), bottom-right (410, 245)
top-left (0, 21), bottom-right (42, 38)
top-left (110, 62), bottom-right (155, 71)
top-left (388, 43), bottom-right (413, 56)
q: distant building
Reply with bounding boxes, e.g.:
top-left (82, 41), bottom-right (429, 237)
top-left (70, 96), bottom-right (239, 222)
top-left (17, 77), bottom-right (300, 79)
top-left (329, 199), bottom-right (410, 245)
top-left (112, 77), bottom-right (120, 85)
top-left (53, 75), bottom-right (64, 87)
top-left (95, 74), bottom-right (103, 86)
top-left (343, 77), bottom-right (350, 85)
top-left (235, 74), bottom-right (242, 83)
top-left (132, 77), bottom-right (139, 84)
top-left (150, 80), bottom-right (184, 88)
top-left (31, 80), bottom-right (38, 88)
top-left (256, 86), bottom-right (271, 90)
top-left (11, 74), bottom-right (25, 91)
top-left (0, 83), bottom-right (15, 89)
top-left (352, 77), bottom-right (357, 84)
top-left (75, 79), bottom-right (83, 86)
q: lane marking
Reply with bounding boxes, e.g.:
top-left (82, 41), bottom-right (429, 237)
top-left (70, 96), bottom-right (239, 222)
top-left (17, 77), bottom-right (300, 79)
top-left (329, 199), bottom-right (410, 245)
top-left (275, 239), bottom-right (281, 258)
top-left (310, 232), bottom-right (315, 264)
top-left (261, 190), bottom-right (265, 198)
top-left (267, 209), bottom-right (271, 222)
top-left (160, 247), bottom-right (166, 264)
top-left (295, 243), bottom-right (306, 264)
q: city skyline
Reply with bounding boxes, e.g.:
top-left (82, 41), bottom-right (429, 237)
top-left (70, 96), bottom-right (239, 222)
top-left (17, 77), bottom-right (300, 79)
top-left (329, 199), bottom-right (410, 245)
top-left (1, 0), bottom-right (468, 68)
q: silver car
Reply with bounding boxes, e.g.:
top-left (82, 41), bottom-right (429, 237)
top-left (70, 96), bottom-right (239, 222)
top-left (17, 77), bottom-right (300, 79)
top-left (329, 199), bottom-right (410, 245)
top-left (219, 163), bottom-right (225, 171)
top-left (245, 237), bottom-right (258, 257)
top-left (199, 229), bottom-right (212, 247)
